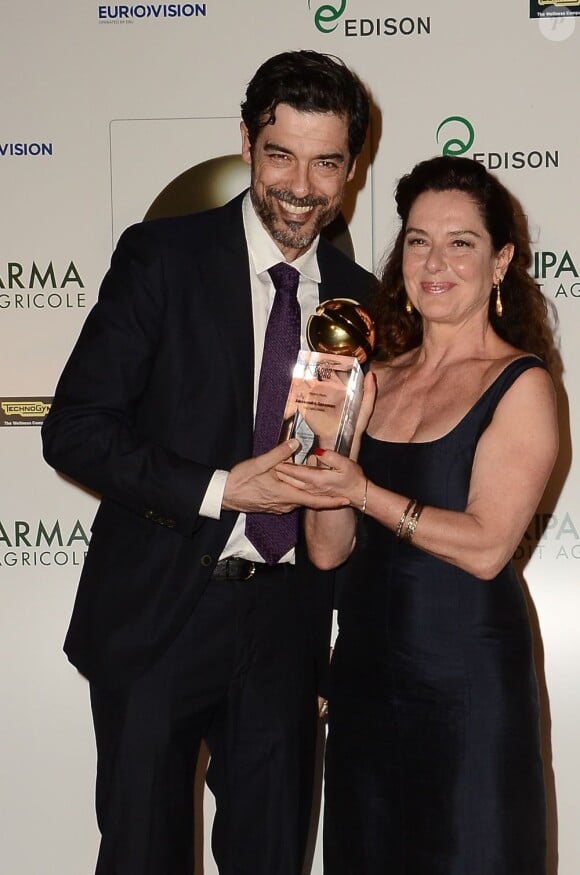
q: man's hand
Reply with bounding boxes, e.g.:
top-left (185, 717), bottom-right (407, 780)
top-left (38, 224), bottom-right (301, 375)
top-left (222, 439), bottom-right (349, 514)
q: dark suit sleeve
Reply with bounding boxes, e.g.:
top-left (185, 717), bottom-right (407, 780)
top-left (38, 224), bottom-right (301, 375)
top-left (42, 222), bottom-right (216, 537)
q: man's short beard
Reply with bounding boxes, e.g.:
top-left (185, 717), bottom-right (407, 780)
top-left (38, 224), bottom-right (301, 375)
top-left (250, 186), bottom-right (341, 250)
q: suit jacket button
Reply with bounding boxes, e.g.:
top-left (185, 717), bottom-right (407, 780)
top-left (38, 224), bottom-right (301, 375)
top-left (201, 554), bottom-right (213, 567)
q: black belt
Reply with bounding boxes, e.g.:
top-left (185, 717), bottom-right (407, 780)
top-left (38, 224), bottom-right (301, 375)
top-left (210, 558), bottom-right (273, 581)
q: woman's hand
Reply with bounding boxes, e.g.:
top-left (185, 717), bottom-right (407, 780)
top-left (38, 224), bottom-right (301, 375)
top-left (276, 449), bottom-right (367, 512)
top-left (278, 450), bottom-right (364, 569)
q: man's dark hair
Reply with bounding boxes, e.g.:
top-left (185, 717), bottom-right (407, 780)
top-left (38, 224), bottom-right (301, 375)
top-left (241, 50), bottom-right (370, 164)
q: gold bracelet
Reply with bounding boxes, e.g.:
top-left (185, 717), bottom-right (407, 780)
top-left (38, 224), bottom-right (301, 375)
top-left (403, 502), bottom-right (424, 543)
top-left (395, 498), bottom-right (415, 541)
top-left (360, 479), bottom-right (369, 514)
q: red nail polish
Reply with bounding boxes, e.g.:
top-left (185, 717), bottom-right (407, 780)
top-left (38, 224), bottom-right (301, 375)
top-left (313, 448), bottom-right (326, 456)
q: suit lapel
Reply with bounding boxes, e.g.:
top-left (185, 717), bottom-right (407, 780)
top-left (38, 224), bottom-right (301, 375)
top-left (197, 194), bottom-right (255, 448)
top-left (317, 238), bottom-right (371, 304)
top-left (317, 240), bottom-right (343, 303)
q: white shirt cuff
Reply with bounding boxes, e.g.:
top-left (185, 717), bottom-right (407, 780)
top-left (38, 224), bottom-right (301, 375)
top-left (330, 609), bottom-right (339, 649)
top-left (199, 469), bottom-right (229, 520)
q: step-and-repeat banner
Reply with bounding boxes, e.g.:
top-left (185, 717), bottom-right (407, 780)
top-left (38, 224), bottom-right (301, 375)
top-left (2, 2), bottom-right (579, 873)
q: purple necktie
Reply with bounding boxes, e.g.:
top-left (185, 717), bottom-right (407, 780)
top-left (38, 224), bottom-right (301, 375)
top-left (245, 262), bottom-right (301, 564)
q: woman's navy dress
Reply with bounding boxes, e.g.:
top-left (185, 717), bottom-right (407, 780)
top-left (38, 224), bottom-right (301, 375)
top-left (324, 357), bottom-right (547, 874)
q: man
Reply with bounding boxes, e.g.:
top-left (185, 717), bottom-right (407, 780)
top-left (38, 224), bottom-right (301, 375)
top-left (42, 50), bottom-right (372, 875)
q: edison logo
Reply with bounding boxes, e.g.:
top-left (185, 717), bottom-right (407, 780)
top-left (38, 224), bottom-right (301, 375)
top-left (436, 115), bottom-right (559, 170)
top-left (436, 116), bottom-right (474, 156)
top-left (308, 0), bottom-right (431, 37)
top-left (309, 0), bottom-right (347, 33)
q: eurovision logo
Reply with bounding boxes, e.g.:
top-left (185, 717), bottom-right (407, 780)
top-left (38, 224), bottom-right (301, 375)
top-left (97, 3), bottom-right (208, 22)
top-left (308, 1), bottom-right (431, 37)
top-left (0, 142), bottom-right (53, 158)
top-left (435, 116), bottom-right (559, 170)
top-left (1, 399), bottom-right (52, 428)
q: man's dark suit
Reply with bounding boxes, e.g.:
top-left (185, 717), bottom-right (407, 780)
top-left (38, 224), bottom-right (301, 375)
top-left (42, 191), bottom-right (373, 874)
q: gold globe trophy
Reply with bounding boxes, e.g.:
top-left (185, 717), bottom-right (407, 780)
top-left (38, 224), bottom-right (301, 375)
top-left (279, 298), bottom-right (376, 464)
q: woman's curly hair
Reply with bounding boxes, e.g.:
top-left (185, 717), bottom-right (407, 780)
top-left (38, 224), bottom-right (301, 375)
top-left (371, 155), bottom-right (558, 371)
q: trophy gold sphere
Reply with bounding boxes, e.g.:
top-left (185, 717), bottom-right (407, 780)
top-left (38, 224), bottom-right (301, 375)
top-left (306, 298), bottom-right (376, 364)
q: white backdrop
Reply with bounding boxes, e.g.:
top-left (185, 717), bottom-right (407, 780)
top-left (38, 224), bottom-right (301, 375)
top-left (1, 2), bottom-right (579, 873)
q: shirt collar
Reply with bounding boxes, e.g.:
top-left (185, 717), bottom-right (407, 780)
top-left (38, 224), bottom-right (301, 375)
top-left (242, 190), bottom-right (321, 284)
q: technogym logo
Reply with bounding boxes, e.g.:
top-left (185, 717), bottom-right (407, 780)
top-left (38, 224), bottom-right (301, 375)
top-left (436, 116), bottom-right (559, 170)
top-left (97, 3), bottom-right (207, 23)
top-left (308, 1), bottom-right (431, 37)
top-left (0, 261), bottom-right (86, 310)
top-left (0, 399), bottom-right (52, 428)
top-left (531, 0), bottom-right (580, 18)
top-left (0, 518), bottom-right (89, 568)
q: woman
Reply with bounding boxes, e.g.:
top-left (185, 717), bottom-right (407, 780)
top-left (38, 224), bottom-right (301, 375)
top-left (277, 156), bottom-right (559, 873)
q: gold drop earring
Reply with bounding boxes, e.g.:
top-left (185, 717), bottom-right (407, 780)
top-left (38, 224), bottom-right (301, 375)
top-left (494, 280), bottom-right (503, 317)
top-left (405, 296), bottom-right (413, 314)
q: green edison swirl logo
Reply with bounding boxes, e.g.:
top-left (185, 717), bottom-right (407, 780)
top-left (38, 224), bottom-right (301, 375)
top-left (436, 116), bottom-right (475, 155)
top-left (309, 0), bottom-right (347, 33)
